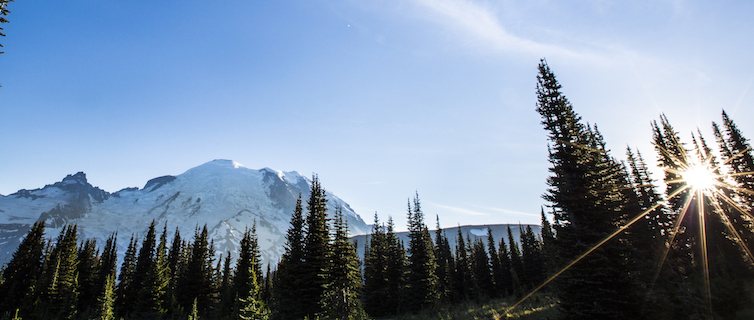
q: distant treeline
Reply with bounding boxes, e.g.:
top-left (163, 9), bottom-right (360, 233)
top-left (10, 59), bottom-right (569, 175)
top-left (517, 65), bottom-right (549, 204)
top-left (2, 60), bottom-right (754, 320)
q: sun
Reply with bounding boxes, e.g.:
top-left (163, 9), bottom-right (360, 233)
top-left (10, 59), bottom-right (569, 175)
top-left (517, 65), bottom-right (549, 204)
top-left (681, 163), bottom-right (717, 191)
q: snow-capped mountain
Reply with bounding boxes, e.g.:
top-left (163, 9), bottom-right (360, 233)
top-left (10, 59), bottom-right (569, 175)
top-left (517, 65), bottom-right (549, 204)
top-left (0, 159), bottom-right (367, 267)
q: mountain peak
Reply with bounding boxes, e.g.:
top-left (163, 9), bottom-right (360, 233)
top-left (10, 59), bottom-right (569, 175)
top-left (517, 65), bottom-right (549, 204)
top-left (61, 172), bottom-right (88, 185)
top-left (205, 159), bottom-right (245, 169)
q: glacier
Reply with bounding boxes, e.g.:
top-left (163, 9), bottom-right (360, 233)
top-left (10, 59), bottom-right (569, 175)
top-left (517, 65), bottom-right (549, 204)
top-left (0, 159), bottom-right (367, 268)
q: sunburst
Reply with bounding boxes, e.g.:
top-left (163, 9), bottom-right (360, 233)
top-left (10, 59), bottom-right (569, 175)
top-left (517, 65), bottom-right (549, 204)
top-left (504, 142), bottom-right (754, 317)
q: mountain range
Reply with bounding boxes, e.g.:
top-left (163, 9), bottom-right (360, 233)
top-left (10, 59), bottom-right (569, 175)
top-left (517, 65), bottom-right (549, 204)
top-left (351, 224), bottom-right (541, 262)
top-left (0, 159), bottom-right (368, 266)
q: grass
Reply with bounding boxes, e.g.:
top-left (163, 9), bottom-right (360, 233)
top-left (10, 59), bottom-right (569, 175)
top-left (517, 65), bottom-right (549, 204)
top-left (391, 294), bottom-right (560, 320)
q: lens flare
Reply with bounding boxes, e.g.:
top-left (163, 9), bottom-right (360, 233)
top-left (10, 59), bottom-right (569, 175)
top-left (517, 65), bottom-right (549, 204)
top-left (682, 163), bottom-right (717, 191)
top-left (504, 143), bottom-right (754, 317)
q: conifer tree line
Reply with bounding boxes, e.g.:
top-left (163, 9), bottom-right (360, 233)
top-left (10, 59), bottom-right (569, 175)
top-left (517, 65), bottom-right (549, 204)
top-left (359, 193), bottom-right (550, 318)
top-left (535, 59), bottom-right (754, 319)
top-left (0, 175), bottom-right (367, 320)
top-left (3, 61), bottom-right (754, 319)
top-left (0, 219), bottom-right (275, 320)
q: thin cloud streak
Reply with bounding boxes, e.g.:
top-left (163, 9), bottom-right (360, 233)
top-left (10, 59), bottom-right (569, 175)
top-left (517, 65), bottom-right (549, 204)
top-left (430, 203), bottom-right (490, 216)
top-left (410, 0), bottom-right (584, 59)
top-left (475, 205), bottom-right (539, 218)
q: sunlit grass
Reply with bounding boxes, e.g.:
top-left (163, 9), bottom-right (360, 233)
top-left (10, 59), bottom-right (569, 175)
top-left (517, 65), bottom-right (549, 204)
top-left (392, 294), bottom-right (559, 320)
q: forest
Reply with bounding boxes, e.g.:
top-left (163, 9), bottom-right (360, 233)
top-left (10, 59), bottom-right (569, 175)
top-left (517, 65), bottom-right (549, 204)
top-left (1, 60), bottom-right (754, 320)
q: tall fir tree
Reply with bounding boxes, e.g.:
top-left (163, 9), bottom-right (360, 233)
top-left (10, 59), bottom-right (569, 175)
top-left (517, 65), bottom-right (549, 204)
top-left (76, 238), bottom-right (101, 317)
top-left (216, 251), bottom-right (233, 319)
top-left (320, 206), bottom-right (366, 319)
top-left (136, 223), bottom-right (171, 319)
top-left (405, 194), bottom-right (439, 311)
top-left (434, 217), bottom-right (454, 303)
top-left (539, 208), bottom-right (557, 277)
top-left (714, 111), bottom-right (754, 256)
top-left (453, 227), bottom-right (472, 302)
top-left (536, 59), bottom-right (639, 319)
top-left (300, 175), bottom-right (331, 318)
top-left (178, 225), bottom-right (215, 318)
top-left (41, 225), bottom-right (80, 319)
top-left (98, 233), bottom-right (118, 294)
top-left (497, 238), bottom-right (514, 296)
top-left (506, 226), bottom-right (524, 293)
top-left (470, 238), bottom-right (494, 301)
top-left (0, 221), bottom-right (46, 317)
top-left (166, 227), bottom-right (183, 316)
top-left (487, 227), bottom-right (505, 298)
top-left (384, 216), bottom-right (406, 314)
top-left (234, 226), bottom-right (264, 318)
top-left (93, 274), bottom-right (116, 320)
top-left (520, 225), bottom-right (545, 289)
top-left (274, 194), bottom-right (307, 320)
top-left (362, 213), bottom-right (390, 317)
top-left (116, 235), bottom-right (138, 317)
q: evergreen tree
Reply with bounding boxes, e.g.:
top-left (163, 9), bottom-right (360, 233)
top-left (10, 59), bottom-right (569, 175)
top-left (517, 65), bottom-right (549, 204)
top-left (237, 265), bottom-right (269, 320)
top-left (0, 221), bottom-right (46, 317)
top-left (539, 208), bottom-right (557, 277)
top-left (98, 233), bottom-right (118, 292)
top-left (362, 213), bottom-right (390, 317)
top-left (434, 217), bottom-right (454, 303)
top-left (624, 147), bottom-right (669, 302)
top-left (261, 263), bottom-right (273, 305)
top-left (507, 226), bottom-right (524, 292)
top-left (0, 0), bottom-right (14, 57)
top-left (136, 223), bottom-right (171, 319)
top-left (188, 298), bottom-right (199, 320)
top-left (41, 225), bottom-right (80, 319)
top-left (520, 225), bottom-right (544, 288)
top-left (178, 225), bottom-right (215, 318)
top-left (93, 274), bottom-right (116, 320)
top-left (234, 226), bottom-right (264, 318)
top-left (216, 251), bottom-right (233, 319)
top-left (384, 217), bottom-right (406, 314)
top-left (134, 221), bottom-right (157, 294)
top-left (452, 227), bottom-right (472, 302)
top-left (166, 227), bottom-right (183, 316)
top-left (300, 175), bottom-right (330, 318)
top-left (652, 114), bottom-right (754, 318)
top-left (651, 115), bottom-right (705, 318)
top-left (486, 227), bottom-right (504, 298)
top-left (497, 238), bottom-right (514, 296)
top-left (537, 59), bottom-right (639, 319)
top-left (714, 111), bottom-right (754, 255)
top-left (405, 194), bottom-right (438, 310)
top-left (320, 206), bottom-right (366, 319)
top-left (116, 235), bottom-right (138, 317)
top-left (274, 194), bottom-right (306, 320)
top-left (76, 238), bottom-right (101, 317)
top-left (470, 238), bottom-right (494, 301)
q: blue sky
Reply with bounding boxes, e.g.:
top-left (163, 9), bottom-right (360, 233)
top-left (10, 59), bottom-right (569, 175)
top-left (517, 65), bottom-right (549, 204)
top-left (2, 1), bottom-right (753, 231)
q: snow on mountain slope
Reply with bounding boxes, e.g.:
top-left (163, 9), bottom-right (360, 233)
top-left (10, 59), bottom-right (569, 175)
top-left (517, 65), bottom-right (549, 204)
top-left (0, 160), bottom-right (367, 267)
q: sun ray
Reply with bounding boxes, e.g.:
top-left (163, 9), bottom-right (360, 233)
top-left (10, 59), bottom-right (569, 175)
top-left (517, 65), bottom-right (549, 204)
top-left (647, 185), bottom-right (696, 294)
top-left (503, 186), bottom-right (688, 316)
top-left (513, 131), bottom-right (754, 316)
top-left (715, 190), bottom-right (754, 221)
top-left (708, 191), bottom-right (754, 265)
top-left (696, 188), bottom-right (713, 313)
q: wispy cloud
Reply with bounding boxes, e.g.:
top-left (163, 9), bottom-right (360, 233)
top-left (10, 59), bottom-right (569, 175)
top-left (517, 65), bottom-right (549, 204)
top-left (410, 0), bottom-right (582, 58)
top-left (429, 202), bottom-right (490, 216)
top-left (473, 205), bottom-right (538, 218)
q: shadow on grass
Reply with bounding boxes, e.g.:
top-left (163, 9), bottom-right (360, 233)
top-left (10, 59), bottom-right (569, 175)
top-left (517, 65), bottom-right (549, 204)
top-left (391, 294), bottom-right (560, 320)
